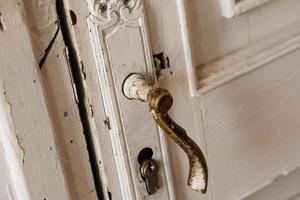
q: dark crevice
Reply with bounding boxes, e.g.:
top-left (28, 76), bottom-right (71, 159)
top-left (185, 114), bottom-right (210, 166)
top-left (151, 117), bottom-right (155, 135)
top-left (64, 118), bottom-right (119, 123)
top-left (39, 21), bottom-right (60, 69)
top-left (0, 12), bottom-right (5, 31)
top-left (56, 1), bottom-right (105, 199)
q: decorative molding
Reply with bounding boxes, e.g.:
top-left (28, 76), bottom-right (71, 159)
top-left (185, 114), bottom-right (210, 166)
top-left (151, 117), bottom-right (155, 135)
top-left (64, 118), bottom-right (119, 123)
top-left (220, 0), bottom-right (274, 18)
top-left (87, 0), bottom-right (173, 199)
top-left (87, 0), bottom-right (142, 23)
top-left (196, 25), bottom-right (300, 95)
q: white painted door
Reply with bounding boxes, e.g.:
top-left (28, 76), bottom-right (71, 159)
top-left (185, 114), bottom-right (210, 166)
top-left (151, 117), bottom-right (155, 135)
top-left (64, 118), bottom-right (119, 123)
top-left (0, 0), bottom-right (98, 199)
top-left (57, 0), bottom-right (300, 199)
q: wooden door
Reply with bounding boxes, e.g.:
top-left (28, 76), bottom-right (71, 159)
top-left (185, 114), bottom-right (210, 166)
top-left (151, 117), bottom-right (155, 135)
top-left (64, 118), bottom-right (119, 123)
top-left (0, 0), bottom-right (98, 199)
top-left (24, 0), bottom-right (300, 199)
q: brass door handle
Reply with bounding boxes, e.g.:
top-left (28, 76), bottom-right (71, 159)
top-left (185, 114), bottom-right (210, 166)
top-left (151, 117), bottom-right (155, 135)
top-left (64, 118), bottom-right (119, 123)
top-left (122, 73), bottom-right (208, 193)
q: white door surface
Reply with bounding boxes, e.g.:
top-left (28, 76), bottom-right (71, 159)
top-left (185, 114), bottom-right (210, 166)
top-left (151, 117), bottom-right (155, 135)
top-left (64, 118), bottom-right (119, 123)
top-left (61, 0), bottom-right (300, 199)
top-left (2, 0), bottom-right (300, 199)
top-left (0, 0), bottom-right (97, 199)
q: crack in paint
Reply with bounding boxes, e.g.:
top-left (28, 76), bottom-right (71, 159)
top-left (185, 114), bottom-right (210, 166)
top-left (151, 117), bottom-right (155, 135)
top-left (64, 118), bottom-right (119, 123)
top-left (39, 20), bottom-right (60, 69)
top-left (1, 83), bottom-right (26, 164)
top-left (1, 82), bottom-right (30, 200)
top-left (64, 47), bottom-right (80, 104)
top-left (15, 135), bottom-right (25, 164)
top-left (0, 12), bottom-right (5, 31)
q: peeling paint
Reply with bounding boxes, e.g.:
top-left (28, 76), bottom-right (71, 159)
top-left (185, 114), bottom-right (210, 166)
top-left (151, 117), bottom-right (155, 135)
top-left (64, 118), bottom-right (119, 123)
top-left (0, 83), bottom-right (30, 200)
top-left (16, 135), bottom-right (25, 163)
top-left (89, 104), bottom-right (94, 117)
top-left (64, 48), bottom-right (79, 103)
top-left (80, 61), bottom-right (87, 80)
top-left (104, 117), bottom-right (111, 130)
top-left (69, 10), bottom-right (77, 25)
top-left (0, 12), bottom-right (6, 31)
top-left (87, 98), bottom-right (94, 118)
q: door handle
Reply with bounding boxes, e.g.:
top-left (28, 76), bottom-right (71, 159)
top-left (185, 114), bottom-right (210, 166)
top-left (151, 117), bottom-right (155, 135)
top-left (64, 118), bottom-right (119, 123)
top-left (122, 73), bottom-right (208, 193)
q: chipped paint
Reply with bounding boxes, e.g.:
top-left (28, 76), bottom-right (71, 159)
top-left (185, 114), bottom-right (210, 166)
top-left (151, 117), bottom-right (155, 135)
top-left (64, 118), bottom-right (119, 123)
top-left (122, 73), bottom-right (154, 101)
top-left (15, 135), bottom-right (25, 164)
top-left (0, 84), bottom-right (30, 200)
top-left (80, 61), bottom-right (87, 80)
top-left (0, 12), bottom-right (5, 31)
top-left (104, 117), bottom-right (111, 130)
top-left (64, 47), bottom-right (79, 103)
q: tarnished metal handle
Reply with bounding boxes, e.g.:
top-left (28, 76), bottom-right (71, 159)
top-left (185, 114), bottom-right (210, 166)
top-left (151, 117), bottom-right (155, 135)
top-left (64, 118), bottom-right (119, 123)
top-left (122, 73), bottom-right (208, 193)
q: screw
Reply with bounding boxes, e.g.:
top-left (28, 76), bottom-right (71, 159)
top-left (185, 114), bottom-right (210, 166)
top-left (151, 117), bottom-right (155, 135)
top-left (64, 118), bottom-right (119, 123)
top-left (99, 3), bottom-right (107, 12)
top-left (123, 0), bottom-right (130, 4)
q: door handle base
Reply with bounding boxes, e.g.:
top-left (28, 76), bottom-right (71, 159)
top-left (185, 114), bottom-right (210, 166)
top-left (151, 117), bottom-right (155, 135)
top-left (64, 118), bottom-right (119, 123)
top-left (123, 73), bottom-right (208, 193)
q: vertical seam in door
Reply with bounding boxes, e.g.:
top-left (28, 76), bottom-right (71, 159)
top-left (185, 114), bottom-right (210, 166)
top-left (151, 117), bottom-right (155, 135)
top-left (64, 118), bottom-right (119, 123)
top-left (175, 0), bottom-right (198, 97)
top-left (55, 1), bottom-right (106, 199)
top-left (246, 13), bottom-right (252, 44)
top-left (200, 100), bottom-right (214, 198)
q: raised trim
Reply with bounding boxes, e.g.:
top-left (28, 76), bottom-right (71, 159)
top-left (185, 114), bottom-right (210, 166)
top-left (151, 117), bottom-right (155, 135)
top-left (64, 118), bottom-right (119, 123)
top-left (196, 25), bottom-right (300, 95)
top-left (220, 0), bottom-right (274, 18)
top-left (176, 0), bottom-right (198, 97)
top-left (87, 1), bottom-right (146, 199)
top-left (86, 0), bottom-right (174, 199)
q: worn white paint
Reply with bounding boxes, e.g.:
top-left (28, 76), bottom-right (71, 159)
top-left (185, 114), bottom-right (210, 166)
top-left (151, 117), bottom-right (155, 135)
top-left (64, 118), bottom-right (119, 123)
top-left (62, 0), bottom-right (175, 199)
top-left (141, 0), bottom-right (300, 199)
top-left (182, 0), bottom-right (300, 95)
top-left (25, 0), bottom-right (98, 198)
top-left (40, 32), bottom-right (98, 200)
top-left (86, 0), bottom-right (173, 199)
top-left (0, 0), bottom-right (97, 199)
top-left (122, 73), bottom-right (154, 101)
top-left (31, 0), bottom-right (300, 199)
top-left (0, 85), bottom-right (30, 200)
top-left (202, 49), bottom-right (300, 199)
top-left (0, 0), bottom-right (72, 199)
top-left (196, 23), bottom-right (300, 94)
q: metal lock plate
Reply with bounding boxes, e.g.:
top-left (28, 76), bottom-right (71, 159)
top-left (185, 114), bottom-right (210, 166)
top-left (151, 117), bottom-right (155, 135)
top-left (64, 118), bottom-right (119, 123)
top-left (140, 159), bottom-right (159, 195)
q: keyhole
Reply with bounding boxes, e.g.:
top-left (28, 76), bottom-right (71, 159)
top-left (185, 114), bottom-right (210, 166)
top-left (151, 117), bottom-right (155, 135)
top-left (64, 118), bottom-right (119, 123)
top-left (138, 148), bottom-right (159, 195)
top-left (138, 147), bottom-right (153, 165)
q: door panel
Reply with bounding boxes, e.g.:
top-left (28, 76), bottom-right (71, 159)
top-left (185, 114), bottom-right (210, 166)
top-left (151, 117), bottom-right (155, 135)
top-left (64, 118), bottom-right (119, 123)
top-left (62, 0), bottom-right (175, 199)
top-left (59, 0), bottom-right (300, 199)
top-left (0, 0), bottom-right (71, 199)
top-left (203, 49), bottom-right (300, 200)
top-left (143, 0), bottom-right (300, 199)
top-left (185, 0), bottom-right (300, 66)
top-left (86, 2), bottom-right (171, 198)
